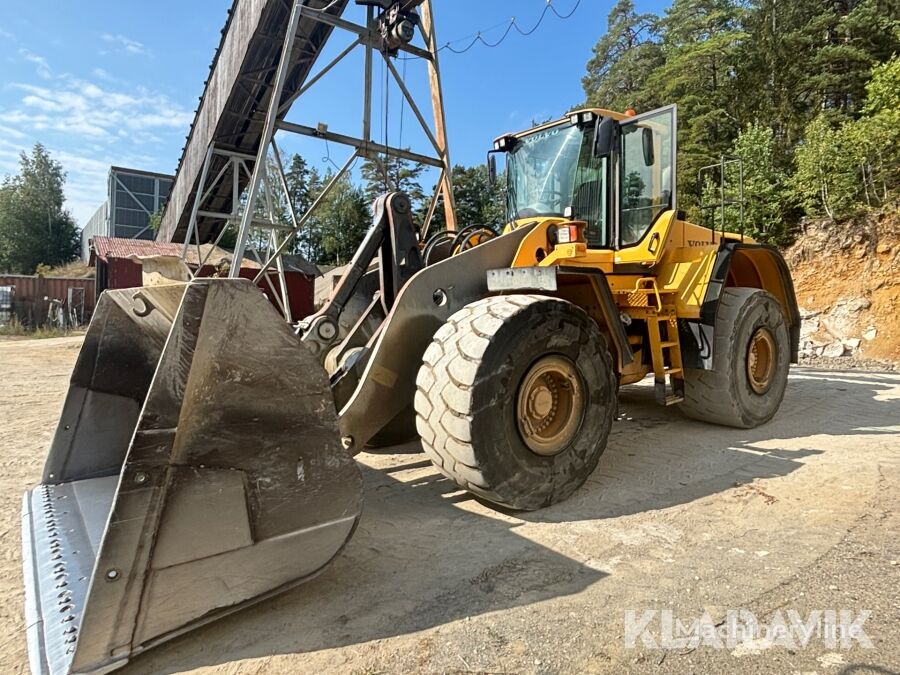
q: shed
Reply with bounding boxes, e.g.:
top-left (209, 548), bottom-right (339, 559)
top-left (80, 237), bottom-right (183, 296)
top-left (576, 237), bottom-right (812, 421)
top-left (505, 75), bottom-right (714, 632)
top-left (89, 237), bottom-right (316, 319)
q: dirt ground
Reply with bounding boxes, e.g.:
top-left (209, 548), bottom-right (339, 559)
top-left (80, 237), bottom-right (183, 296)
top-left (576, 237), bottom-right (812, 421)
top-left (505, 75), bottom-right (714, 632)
top-left (1, 336), bottom-right (899, 674)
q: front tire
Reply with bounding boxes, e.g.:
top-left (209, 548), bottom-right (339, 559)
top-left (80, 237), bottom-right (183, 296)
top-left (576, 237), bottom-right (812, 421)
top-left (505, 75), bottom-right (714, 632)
top-left (414, 295), bottom-right (616, 510)
top-left (681, 288), bottom-right (790, 428)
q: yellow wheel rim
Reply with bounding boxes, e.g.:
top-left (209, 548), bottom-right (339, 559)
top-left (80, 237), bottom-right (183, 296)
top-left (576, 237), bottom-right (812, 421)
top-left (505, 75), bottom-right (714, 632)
top-left (516, 355), bottom-right (584, 456)
top-left (747, 327), bottom-right (777, 395)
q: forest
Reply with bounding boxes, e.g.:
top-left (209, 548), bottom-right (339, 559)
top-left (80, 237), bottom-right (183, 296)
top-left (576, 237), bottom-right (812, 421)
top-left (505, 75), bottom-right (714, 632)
top-left (584, 0), bottom-right (899, 243)
top-left (0, 0), bottom-right (897, 272)
top-left (276, 0), bottom-right (900, 262)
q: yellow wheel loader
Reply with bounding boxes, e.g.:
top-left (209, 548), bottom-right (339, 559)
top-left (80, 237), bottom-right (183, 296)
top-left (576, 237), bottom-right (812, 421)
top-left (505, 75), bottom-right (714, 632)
top-left (22, 104), bottom-right (799, 673)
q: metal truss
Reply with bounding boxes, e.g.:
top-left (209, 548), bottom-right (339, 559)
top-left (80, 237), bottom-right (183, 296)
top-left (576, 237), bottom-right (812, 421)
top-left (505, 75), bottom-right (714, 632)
top-left (185, 0), bottom-right (456, 318)
top-left (181, 143), bottom-right (297, 321)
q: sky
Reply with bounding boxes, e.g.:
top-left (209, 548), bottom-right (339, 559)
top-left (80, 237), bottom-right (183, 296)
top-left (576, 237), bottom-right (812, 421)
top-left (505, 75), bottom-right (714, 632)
top-left (0, 0), bottom-right (668, 226)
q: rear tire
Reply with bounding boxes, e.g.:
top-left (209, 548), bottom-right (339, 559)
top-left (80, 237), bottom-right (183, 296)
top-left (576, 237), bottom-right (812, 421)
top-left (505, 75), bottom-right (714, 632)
top-left (680, 288), bottom-right (790, 428)
top-left (414, 295), bottom-right (616, 511)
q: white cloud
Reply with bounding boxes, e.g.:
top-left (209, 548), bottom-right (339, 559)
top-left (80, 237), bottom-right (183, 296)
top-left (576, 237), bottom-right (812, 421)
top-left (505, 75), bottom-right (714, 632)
top-left (0, 26), bottom-right (14, 42)
top-left (100, 33), bottom-right (147, 56)
top-left (0, 124), bottom-right (26, 140)
top-left (18, 48), bottom-right (51, 79)
top-left (0, 70), bottom-right (190, 222)
top-left (92, 67), bottom-right (115, 82)
top-left (5, 79), bottom-right (193, 141)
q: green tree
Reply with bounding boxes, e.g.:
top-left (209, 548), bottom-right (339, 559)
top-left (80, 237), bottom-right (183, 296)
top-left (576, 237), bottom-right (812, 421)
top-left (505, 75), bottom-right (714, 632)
top-left (421, 164), bottom-right (507, 236)
top-left (857, 55), bottom-right (900, 203)
top-left (731, 123), bottom-right (793, 245)
top-left (0, 144), bottom-right (80, 273)
top-left (791, 114), bottom-right (860, 219)
top-left (583, 0), bottom-right (665, 111)
top-left (648, 0), bottom-right (747, 213)
top-left (360, 153), bottom-right (426, 210)
top-left (306, 173), bottom-right (369, 266)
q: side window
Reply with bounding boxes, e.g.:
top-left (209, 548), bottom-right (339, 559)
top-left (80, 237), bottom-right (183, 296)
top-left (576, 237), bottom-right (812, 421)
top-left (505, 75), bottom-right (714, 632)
top-left (573, 134), bottom-right (608, 247)
top-left (619, 108), bottom-right (674, 247)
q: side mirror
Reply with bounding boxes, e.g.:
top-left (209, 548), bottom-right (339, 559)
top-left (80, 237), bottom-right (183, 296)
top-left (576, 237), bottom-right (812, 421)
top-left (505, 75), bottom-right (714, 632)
top-left (594, 116), bottom-right (618, 158)
top-left (487, 153), bottom-right (497, 186)
top-left (642, 127), bottom-right (655, 166)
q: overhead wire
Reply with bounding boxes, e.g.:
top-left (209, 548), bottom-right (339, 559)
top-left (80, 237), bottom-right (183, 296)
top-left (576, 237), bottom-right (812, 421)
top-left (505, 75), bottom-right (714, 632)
top-left (442, 0), bottom-right (582, 55)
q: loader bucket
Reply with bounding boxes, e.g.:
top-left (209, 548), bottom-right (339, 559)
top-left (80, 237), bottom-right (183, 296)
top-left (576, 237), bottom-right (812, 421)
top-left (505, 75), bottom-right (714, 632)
top-left (21, 278), bottom-right (362, 675)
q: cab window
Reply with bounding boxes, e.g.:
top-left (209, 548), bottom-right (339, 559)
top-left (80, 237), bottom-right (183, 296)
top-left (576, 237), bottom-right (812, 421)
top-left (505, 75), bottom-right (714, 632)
top-left (619, 108), bottom-right (674, 247)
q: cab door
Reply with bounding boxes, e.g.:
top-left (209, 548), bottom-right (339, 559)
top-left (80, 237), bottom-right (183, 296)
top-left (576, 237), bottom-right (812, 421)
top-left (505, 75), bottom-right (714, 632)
top-left (614, 105), bottom-right (677, 253)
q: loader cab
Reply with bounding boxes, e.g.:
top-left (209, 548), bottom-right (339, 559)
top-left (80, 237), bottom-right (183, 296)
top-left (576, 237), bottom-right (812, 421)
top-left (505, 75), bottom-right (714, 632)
top-left (493, 105), bottom-right (676, 251)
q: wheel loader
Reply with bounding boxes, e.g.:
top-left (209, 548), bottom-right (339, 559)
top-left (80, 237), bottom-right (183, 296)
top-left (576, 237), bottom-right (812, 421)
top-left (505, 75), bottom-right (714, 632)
top-left (21, 104), bottom-right (799, 674)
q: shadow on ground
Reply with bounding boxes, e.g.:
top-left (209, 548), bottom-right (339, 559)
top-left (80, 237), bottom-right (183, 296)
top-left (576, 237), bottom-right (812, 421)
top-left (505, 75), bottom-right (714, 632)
top-left (125, 367), bottom-right (900, 673)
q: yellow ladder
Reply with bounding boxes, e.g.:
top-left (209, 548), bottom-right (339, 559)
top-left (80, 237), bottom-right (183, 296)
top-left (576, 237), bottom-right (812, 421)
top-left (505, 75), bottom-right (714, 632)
top-left (625, 279), bottom-right (686, 406)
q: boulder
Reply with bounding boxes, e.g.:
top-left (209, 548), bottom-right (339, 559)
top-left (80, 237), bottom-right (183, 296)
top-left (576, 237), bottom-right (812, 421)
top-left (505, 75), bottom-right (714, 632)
top-left (823, 342), bottom-right (847, 358)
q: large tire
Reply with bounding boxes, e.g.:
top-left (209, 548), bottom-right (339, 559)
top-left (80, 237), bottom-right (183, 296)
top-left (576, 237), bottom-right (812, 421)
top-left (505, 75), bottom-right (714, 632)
top-left (414, 294), bottom-right (616, 510)
top-left (681, 288), bottom-right (790, 428)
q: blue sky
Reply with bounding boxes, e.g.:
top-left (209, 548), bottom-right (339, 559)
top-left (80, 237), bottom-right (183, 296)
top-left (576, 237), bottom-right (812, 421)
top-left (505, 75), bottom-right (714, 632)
top-left (0, 0), bottom-right (667, 225)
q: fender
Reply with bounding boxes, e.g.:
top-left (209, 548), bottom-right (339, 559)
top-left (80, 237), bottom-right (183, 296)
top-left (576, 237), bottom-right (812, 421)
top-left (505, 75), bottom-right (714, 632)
top-left (682, 240), bottom-right (800, 370)
top-left (485, 265), bottom-right (634, 371)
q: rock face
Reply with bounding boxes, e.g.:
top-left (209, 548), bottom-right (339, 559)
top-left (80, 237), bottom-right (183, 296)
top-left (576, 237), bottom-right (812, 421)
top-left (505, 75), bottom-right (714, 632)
top-left (788, 210), bottom-right (899, 366)
top-left (797, 299), bottom-right (881, 362)
top-left (826, 296), bottom-right (872, 336)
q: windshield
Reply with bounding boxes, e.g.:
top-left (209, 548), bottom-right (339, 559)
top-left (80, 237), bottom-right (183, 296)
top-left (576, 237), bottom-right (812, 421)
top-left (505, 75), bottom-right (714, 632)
top-left (507, 123), bottom-right (608, 247)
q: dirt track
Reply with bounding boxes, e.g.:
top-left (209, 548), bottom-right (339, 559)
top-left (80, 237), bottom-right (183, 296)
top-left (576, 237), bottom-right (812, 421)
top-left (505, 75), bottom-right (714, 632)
top-left (1, 336), bottom-right (898, 674)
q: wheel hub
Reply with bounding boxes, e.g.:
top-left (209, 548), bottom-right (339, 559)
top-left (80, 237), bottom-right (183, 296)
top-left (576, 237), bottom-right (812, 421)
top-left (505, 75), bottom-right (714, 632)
top-left (516, 355), bottom-right (584, 456)
top-left (747, 327), bottom-right (777, 395)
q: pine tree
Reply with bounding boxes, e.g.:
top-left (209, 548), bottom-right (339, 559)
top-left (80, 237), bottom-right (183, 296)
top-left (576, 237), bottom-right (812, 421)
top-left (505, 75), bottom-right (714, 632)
top-left (360, 153), bottom-right (426, 211)
top-left (648, 0), bottom-right (747, 213)
top-left (582, 0), bottom-right (665, 112)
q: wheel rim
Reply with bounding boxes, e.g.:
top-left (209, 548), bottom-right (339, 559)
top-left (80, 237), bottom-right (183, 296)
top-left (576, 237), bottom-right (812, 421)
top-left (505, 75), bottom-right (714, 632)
top-left (747, 327), bottom-right (777, 395)
top-left (516, 355), bottom-right (585, 456)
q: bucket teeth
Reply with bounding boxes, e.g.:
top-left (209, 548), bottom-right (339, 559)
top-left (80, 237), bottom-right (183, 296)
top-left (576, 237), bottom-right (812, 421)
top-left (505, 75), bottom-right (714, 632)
top-left (22, 279), bottom-right (362, 675)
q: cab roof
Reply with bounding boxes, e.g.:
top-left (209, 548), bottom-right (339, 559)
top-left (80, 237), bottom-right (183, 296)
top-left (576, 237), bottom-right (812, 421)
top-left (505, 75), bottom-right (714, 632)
top-left (493, 108), bottom-right (630, 144)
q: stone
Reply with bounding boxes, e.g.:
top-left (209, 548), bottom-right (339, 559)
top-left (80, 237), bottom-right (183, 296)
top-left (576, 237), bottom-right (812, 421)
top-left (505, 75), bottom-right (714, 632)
top-left (798, 306), bottom-right (821, 319)
top-left (877, 243), bottom-right (892, 254)
top-left (827, 296), bottom-right (872, 336)
top-left (823, 342), bottom-right (847, 358)
top-left (842, 338), bottom-right (861, 350)
top-left (800, 317), bottom-right (820, 339)
top-left (863, 326), bottom-right (877, 341)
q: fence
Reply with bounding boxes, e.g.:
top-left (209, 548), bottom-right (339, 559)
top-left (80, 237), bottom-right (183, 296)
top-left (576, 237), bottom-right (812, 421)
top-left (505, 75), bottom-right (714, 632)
top-left (0, 275), bottom-right (96, 328)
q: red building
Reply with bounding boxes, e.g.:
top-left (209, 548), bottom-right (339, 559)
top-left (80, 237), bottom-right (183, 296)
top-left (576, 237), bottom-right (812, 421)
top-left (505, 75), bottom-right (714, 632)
top-left (89, 237), bottom-right (317, 319)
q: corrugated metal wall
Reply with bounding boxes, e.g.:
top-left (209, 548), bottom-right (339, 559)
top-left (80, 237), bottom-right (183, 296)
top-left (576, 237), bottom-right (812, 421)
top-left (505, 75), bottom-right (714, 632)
top-left (0, 275), bottom-right (96, 327)
top-left (81, 202), bottom-right (108, 261)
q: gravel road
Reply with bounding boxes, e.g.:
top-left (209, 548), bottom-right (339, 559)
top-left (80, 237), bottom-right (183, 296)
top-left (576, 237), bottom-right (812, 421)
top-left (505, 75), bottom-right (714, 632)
top-left (1, 336), bottom-right (898, 674)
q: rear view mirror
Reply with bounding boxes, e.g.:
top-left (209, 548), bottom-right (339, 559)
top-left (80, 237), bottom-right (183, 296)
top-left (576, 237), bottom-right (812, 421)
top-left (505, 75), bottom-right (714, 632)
top-left (488, 153), bottom-right (497, 185)
top-left (642, 127), bottom-right (655, 166)
top-left (594, 116), bottom-right (618, 158)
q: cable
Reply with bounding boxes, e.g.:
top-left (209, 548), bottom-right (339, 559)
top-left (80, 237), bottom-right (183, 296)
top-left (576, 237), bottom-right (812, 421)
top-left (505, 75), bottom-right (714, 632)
top-left (398, 56), bottom-right (407, 150)
top-left (383, 50), bottom-right (390, 194)
top-left (442, 0), bottom-right (582, 55)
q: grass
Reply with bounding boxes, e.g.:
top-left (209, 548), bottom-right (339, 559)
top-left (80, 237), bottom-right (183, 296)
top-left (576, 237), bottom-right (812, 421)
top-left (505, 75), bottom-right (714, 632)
top-left (0, 315), bottom-right (76, 339)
